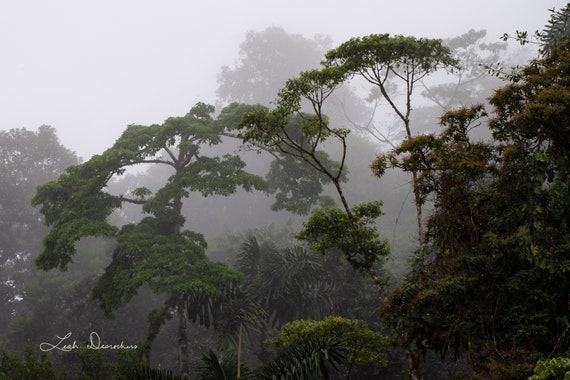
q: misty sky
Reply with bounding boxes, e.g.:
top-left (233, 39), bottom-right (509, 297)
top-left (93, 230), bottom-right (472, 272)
top-left (0, 0), bottom-right (565, 159)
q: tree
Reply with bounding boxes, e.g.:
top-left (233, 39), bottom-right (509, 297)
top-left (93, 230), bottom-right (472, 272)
top-left (269, 316), bottom-right (388, 379)
top-left (502, 4), bottom-right (570, 56)
top-left (216, 28), bottom-right (387, 221)
top-left (0, 125), bottom-right (78, 337)
top-left (540, 4), bottom-right (570, 54)
top-left (324, 34), bottom-right (458, 247)
top-left (233, 236), bottom-right (339, 362)
top-left (32, 103), bottom-right (265, 375)
top-left (237, 236), bottom-right (335, 325)
top-left (216, 27), bottom-right (374, 159)
top-left (235, 67), bottom-right (389, 288)
top-left (420, 29), bottom-right (507, 114)
top-left (216, 27), bottom-right (331, 107)
top-left (376, 105), bottom-right (494, 379)
top-left (0, 345), bottom-right (64, 379)
top-left (379, 31), bottom-right (570, 379)
top-left (529, 357), bottom-right (570, 380)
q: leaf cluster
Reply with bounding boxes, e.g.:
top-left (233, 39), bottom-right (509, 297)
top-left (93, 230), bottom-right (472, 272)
top-left (0, 346), bottom-right (64, 380)
top-left (237, 236), bottom-right (336, 327)
top-left (196, 349), bottom-right (253, 380)
top-left (296, 201), bottom-right (389, 278)
top-left (257, 336), bottom-right (345, 380)
top-left (33, 103), bottom-right (265, 271)
top-left (92, 218), bottom-right (240, 316)
top-left (529, 357), bottom-right (570, 380)
top-left (269, 316), bottom-right (387, 369)
top-left (324, 34), bottom-right (459, 88)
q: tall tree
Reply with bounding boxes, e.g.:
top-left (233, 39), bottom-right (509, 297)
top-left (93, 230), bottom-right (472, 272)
top-left (421, 29), bottom-right (507, 113)
top-left (32, 103), bottom-right (265, 375)
top-left (324, 34), bottom-right (458, 248)
top-left (216, 27), bottom-right (331, 107)
top-left (0, 125), bottom-right (78, 336)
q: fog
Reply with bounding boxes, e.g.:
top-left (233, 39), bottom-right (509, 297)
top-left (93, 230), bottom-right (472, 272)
top-left (0, 0), bottom-right (564, 159)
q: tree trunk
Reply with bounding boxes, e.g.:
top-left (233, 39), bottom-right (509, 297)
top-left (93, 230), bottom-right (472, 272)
top-left (405, 343), bottom-right (426, 380)
top-left (177, 301), bottom-right (190, 375)
top-left (411, 170), bottom-right (425, 249)
top-left (237, 324), bottom-right (243, 379)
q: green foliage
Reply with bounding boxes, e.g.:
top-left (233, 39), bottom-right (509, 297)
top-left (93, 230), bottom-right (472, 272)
top-left (324, 32), bottom-right (459, 262)
top-left (196, 349), bottom-right (253, 380)
top-left (74, 345), bottom-right (116, 380)
top-left (258, 336), bottom-right (345, 380)
top-left (33, 102), bottom-right (265, 271)
top-left (387, 104), bottom-right (493, 208)
top-left (93, 219), bottom-right (241, 315)
top-left (541, 5), bottom-right (570, 55)
top-left (235, 62), bottom-right (389, 286)
top-left (529, 357), bottom-right (570, 380)
top-left (236, 67), bottom-right (349, 177)
top-left (296, 201), bottom-right (389, 278)
top-left (323, 33), bottom-right (458, 134)
top-left (220, 103), bottom-right (339, 216)
top-left (237, 236), bottom-right (336, 328)
top-left (324, 34), bottom-right (458, 77)
top-left (270, 316), bottom-right (387, 371)
top-left (0, 346), bottom-right (64, 380)
top-left (217, 103), bottom-right (268, 131)
top-left (277, 67), bottom-right (347, 115)
top-left (502, 5), bottom-right (570, 56)
top-left (209, 226), bottom-right (381, 348)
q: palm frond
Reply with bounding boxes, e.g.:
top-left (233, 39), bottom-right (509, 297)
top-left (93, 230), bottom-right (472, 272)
top-left (196, 349), bottom-right (254, 380)
top-left (258, 336), bottom-right (345, 380)
top-left (125, 364), bottom-right (190, 380)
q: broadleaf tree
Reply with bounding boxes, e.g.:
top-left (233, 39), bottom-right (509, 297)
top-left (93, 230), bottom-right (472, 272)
top-left (216, 27), bottom-right (331, 107)
top-left (0, 125), bottom-right (78, 336)
top-left (324, 34), bottom-right (459, 248)
top-left (234, 67), bottom-right (390, 288)
top-left (32, 102), bottom-right (266, 375)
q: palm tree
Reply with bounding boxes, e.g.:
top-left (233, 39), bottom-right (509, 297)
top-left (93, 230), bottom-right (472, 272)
top-left (541, 4), bottom-right (570, 55)
top-left (237, 236), bottom-right (336, 328)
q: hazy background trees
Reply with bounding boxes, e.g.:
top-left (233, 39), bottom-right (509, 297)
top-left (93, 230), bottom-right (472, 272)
top-left (0, 126), bottom-right (78, 339)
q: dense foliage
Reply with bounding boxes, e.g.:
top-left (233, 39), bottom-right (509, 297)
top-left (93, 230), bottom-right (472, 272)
top-left (0, 126), bottom-right (79, 345)
top-left (379, 35), bottom-right (570, 379)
